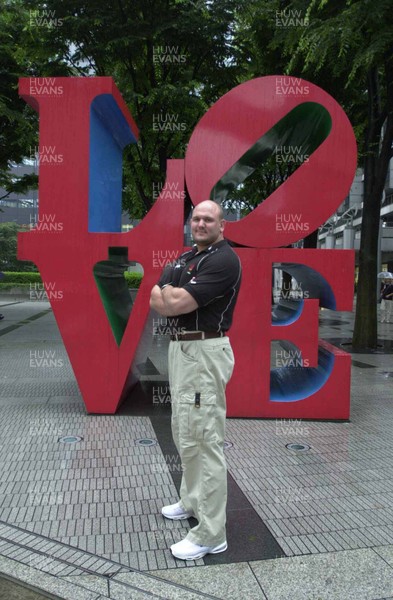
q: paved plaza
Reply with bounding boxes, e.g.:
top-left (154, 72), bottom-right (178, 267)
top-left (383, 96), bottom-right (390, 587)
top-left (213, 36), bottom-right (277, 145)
top-left (0, 296), bottom-right (392, 599)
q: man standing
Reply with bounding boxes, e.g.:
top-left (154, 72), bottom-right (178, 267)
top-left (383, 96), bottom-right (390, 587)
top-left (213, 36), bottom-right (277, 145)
top-left (150, 200), bottom-right (241, 560)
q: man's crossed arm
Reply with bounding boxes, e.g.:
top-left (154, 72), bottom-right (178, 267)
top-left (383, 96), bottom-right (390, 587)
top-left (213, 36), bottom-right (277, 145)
top-left (150, 285), bottom-right (198, 317)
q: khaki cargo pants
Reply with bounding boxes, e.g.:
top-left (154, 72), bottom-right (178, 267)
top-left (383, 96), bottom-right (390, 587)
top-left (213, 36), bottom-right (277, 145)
top-left (168, 336), bottom-right (235, 547)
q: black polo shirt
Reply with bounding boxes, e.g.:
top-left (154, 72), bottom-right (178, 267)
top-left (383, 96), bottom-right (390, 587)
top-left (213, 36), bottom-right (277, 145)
top-left (167, 239), bottom-right (242, 332)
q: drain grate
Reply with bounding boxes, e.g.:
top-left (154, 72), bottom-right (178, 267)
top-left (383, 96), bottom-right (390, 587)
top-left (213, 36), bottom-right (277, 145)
top-left (58, 435), bottom-right (83, 444)
top-left (135, 438), bottom-right (157, 446)
top-left (286, 443), bottom-right (311, 452)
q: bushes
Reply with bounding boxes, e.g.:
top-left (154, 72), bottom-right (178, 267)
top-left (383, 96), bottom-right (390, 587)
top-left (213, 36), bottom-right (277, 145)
top-left (0, 272), bottom-right (42, 284)
top-left (0, 271), bottom-right (143, 288)
top-left (0, 283), bottom-right (32, 290)
top-left (124, 272), bottom-right (143, 288)
top-left (0, 223), bottom-right (38, 272)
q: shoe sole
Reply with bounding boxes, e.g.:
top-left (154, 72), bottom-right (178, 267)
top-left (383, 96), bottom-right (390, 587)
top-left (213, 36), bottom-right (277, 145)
top-left (171, 541), bottom-right (227, 560)
top-left (161, 511), bottom-right (194, 520)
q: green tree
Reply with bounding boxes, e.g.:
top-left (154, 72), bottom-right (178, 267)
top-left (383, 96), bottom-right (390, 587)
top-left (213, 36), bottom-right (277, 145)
top-left (21, 0), bottom-right (248, 217)
top-left (0, 1), bottom-right (38, 201)
top-left (0, 0), bottom-right (73, 204)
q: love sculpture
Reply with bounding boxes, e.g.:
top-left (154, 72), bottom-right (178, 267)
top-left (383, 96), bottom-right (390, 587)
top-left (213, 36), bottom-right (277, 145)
top-left (18, 76), bottom-right (356, 418)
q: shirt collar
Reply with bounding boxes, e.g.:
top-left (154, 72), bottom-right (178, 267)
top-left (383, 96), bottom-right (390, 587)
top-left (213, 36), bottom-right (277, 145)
top-left (192, 239), bottom-right (228, 255)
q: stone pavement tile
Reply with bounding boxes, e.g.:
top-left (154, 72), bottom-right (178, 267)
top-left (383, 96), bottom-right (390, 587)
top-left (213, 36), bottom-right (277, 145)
top-left (111, 576), bottom-right (209, 600)
top-left (0, 574), bottom-right (60, 600)
top-left (312, 531), bottom-right (345, 552)
top-left (25, 553), bottom-right (85, 577)
top-left (249, 548), bottom-right (393, 600)
top-left (275, 538), bottom-right (295, 556)
top-left (0, 553), bottom-right (100, 600)
top-left (62, 574), bottom-right (109, 596)
top-left (291, 535), bottom-right (321, 554)
top-left (283, 535), bottom-right (315, 555)
top-left (97, 593), bottom-right (152, 600)
top-left (48, 396), bottom-right (84, 404)
top-left (0, 397), bottom-right (50, 405)
top-left (136, 563), bottom-right (266, 600)
top-left (373, 545), bottom-right (393, 567)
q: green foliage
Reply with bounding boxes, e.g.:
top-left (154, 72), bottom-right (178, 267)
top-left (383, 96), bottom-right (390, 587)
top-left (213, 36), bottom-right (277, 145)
top-left (0, 271), bottom-right (41, 283)
top-left (0, 282), bottom-right (33, 289)
top-left (0, 222), bottom-right (37, 271)
top-left (124, 272), bottom-right (143, 289)
top-left (286, 0), bottom-right (393, 83)
top-left (0, 270), bottom-right (143, 289)
top-left (0, 1), bottom-right (38, 198)
top-left (17, 0), bottom-right (249, 217)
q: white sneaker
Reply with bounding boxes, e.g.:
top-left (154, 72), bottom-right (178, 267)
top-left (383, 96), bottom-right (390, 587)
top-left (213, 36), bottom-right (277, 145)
top-left (171, 538), bottom-right (227, 560)
top-left (161, 501), bottom-right (194, 520)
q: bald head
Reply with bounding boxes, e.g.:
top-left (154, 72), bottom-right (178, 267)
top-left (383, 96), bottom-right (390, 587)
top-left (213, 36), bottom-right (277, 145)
top-left (191, 200), bottom-right (225, 250)
top-left (193, 200), bottom-right (224, 220)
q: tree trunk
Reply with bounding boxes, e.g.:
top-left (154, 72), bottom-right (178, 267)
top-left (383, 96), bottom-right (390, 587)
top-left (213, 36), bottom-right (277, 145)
top-left (352, 60), bottom-right (393, 349)
top-left (352, 184), bottom-right (382, 349)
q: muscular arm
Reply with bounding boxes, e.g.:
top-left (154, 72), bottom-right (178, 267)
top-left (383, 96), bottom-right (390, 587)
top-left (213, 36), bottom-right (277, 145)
top-left (150, 285), bottom-right (199, 317)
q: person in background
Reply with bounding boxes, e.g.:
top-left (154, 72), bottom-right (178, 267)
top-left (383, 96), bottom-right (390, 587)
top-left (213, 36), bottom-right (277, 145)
top-left (380, 278), bottom-right (393, 323)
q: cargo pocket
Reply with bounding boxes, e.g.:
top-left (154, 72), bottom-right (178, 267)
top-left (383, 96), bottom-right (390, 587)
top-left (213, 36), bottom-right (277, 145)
top-left (178, 392), bottom-right (218, 443)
